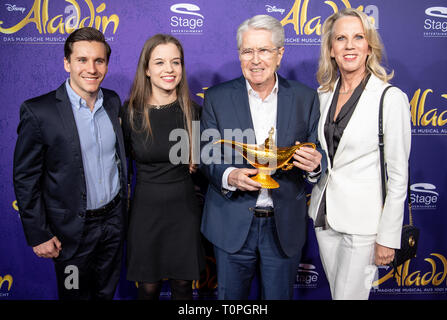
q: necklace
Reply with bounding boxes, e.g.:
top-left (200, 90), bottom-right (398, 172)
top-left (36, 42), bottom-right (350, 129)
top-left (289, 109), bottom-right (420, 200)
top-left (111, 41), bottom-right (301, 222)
top-left (148, 100), bottom-right (178, 110)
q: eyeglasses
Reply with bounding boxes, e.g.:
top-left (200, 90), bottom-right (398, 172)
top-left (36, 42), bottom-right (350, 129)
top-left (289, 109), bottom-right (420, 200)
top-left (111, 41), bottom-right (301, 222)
top-left (239, 47), bottom-right (280, 60)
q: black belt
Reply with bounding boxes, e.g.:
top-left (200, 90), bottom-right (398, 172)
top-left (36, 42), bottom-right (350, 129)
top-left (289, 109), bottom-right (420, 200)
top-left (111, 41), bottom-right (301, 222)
top-left (250, 207), bottom-right (274, 218)
top-left (85, 193), bottom-right (121, 218)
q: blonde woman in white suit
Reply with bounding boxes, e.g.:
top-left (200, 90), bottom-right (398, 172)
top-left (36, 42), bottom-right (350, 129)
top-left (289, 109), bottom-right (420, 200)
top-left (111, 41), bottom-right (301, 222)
top-left (308, 8), bottom-right (411, 300)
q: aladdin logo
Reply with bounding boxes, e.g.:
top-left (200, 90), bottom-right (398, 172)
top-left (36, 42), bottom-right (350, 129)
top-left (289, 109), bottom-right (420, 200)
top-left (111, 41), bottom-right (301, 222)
top-left (265, 5), bottom-right (286, 15)
top-left (0, 0), bottom-right (119, 35)
top-left (170, 3), bottom-right (204, 34)
top-left (373, 254), bottom-right (447, 293)
top-left (296, 263), bottom-right (319, 287)
top-left (280, 0), bottom-right (378, 45)
top-left (5, 4), bottom-right (26, 14)
top-left (424, 7), bottom-right (447, 37)
top-left (0, 275), bottom-right (13, 292)
top-left (12, 200), bottom-right (21, 221)
top-left (12, 200), bottom-right (21, 218)
top-left (410, 183), bottom-right (439, 210)
top-left (12, 200), bottom-right (19, 211)
top-left (196, 87), bottom-right (209, 99)
top-left (192, 257), bottom-right (217, 292)
top-left (410, 89), bottom-right (447, 135)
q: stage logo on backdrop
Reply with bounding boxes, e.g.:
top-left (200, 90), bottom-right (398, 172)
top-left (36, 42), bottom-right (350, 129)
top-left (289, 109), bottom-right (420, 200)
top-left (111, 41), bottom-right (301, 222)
top-left (410, 183), bottom-right (439, 211)
top-left (170, 3), bottom-right (204, 35)
top-left (372, 253), bottom-right (447, 296)
top-left (424, 6), bottom-right (447, 38)
top-left (295, 263), bottom-right (320, 289)
top-left (263, 0), bottom-right (379, 46)
top-left (0, 0), bottom-right (119, 44)
top-left (410, 88), bottom-right (447, 135)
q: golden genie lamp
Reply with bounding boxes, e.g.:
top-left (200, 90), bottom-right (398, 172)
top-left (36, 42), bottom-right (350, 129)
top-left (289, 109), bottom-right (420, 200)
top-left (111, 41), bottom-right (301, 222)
top-left (214, 127), bottom-right (316, 189)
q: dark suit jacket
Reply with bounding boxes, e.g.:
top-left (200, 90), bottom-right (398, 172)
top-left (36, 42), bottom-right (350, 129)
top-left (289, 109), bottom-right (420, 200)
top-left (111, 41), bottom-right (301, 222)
top-left (200, 75), bottom-right (325, 257)
top-left (13, 83), bottom-right (127, 261)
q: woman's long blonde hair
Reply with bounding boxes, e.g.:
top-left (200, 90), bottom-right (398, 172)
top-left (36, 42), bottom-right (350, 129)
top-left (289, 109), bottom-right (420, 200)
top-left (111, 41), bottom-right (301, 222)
top-left (317, 8), bottom-right (393, 92)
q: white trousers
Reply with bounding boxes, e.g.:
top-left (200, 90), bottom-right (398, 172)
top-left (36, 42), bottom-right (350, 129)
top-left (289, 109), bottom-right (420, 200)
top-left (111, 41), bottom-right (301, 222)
top-left (316, 225), bottom-right (378, 300)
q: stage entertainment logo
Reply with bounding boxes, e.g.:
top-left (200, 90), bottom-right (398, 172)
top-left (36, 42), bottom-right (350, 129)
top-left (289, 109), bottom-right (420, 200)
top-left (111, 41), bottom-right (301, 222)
top-left (268, 0), bottom-right (379, 46)
top-left (0, 0), bottom-right (119, 44)
top-left (410, 88), bottom-right (447, 135)
top-left (372, 253), bottom-right (447, 296)
top-left (170, 3), bottom-right (204, 35)
top-left (410, 183), bottom-right (439, 211)
top-left (424, 7), bottom-right (447, 38)
top-left (0, 274), bottom-right (13, 298)
top-left (295, 263), bottom-right (319, 288)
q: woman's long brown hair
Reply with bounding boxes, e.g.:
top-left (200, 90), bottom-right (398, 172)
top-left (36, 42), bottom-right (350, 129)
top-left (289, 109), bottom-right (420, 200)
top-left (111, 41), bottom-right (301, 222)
top-left (127, 34), bottom-right (194, 164)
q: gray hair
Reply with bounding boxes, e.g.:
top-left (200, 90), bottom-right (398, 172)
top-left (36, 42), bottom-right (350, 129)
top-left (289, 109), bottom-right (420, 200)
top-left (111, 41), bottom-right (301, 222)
top-left (236, 15), bottom-right (285, 49)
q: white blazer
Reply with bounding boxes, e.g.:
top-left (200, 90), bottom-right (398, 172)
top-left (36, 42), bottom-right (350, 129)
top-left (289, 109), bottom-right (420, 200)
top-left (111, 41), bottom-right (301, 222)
top-left (308, 74), bottom-right (412, 249)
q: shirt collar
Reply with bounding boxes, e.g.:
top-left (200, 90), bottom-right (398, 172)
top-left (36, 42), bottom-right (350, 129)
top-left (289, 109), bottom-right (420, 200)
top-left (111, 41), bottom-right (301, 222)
top-left (65, 78), bottom-right (104, 111)
top-left (246, 73), bottom-right (279, 101)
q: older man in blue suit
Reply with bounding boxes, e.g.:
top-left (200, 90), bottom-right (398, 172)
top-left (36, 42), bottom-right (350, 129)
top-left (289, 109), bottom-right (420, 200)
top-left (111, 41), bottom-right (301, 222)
top-left (200, 15), bottom-right (325, 300)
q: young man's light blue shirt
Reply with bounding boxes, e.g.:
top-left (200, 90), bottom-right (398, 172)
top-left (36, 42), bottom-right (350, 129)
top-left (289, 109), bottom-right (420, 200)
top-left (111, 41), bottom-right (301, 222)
top-left (65, 79), bottom-right (119, 210)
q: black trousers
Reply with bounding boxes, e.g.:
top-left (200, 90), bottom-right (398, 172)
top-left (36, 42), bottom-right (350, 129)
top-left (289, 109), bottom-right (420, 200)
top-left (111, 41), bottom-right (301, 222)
top-left (54, 200), bottom-right (124, 300)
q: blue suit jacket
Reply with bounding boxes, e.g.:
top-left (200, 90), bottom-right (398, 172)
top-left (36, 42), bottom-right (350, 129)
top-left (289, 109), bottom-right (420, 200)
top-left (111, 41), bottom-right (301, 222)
top-left (200, 75), bottom-right (325, 257)
top-left (13, 83), bottom-right (127, 261)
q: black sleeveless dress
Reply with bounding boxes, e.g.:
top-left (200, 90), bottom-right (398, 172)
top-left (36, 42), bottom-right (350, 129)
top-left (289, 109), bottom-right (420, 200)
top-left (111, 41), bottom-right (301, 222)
top-left (123, 101), bottom-right (205, 282)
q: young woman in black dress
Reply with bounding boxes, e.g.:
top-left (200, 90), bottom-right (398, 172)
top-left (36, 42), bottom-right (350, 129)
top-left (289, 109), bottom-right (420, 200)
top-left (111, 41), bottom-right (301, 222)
top-left (122, 34), bottom-right (205, 300)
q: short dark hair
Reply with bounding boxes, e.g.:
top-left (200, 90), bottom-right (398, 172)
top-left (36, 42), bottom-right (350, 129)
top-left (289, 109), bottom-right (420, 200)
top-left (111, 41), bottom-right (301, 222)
top-left (64, 27), bottom-right (111, 63)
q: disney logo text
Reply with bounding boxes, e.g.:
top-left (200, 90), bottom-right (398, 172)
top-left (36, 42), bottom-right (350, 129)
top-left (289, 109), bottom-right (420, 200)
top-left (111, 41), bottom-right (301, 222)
top-left (266, 5), bottom-right (285, 15)
top-left (5, 4), bottom-right (26, 14)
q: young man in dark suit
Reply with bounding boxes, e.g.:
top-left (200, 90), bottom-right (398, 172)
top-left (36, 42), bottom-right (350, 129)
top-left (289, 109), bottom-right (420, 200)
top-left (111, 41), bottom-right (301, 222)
top-left (13, 27), bottom-right (127, 300)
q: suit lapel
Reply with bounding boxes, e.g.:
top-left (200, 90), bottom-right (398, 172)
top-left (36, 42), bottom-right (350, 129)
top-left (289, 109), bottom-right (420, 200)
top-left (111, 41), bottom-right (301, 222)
top-left (276, 75), bottom-right (293, 147)
top-left (332, 74), bottom-right (382, 165)
top-left (103, 93), bottom-right (120, 138)
top-left (318, 80), bottom-right (338, 168)
top-left (55, 84), bottom-right (127, 190)
top-left (231, 75), bottom-right (294, 146)
top-left (231, 77), bottom-right (255, 138)
top-left (55, 84), bottom-right (83, 161)
top-left (102, 91), bottom-right (127, 176)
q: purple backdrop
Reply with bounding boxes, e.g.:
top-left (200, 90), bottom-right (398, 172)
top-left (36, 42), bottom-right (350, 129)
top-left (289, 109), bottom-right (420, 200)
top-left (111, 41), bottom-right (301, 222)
top-left (0, 0), bottom-right (446, 300)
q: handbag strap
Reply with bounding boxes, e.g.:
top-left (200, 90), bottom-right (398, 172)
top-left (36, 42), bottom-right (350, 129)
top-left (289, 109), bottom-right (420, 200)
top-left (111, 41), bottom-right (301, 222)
top-left (378, 86), bottom-right (392, 204)
top-left (378, 86), bottom-right (413, 226)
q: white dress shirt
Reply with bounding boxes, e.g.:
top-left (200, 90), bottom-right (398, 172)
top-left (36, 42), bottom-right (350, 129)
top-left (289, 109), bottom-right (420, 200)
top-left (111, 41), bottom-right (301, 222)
top-left (222, 74), bottom-right (279, 208)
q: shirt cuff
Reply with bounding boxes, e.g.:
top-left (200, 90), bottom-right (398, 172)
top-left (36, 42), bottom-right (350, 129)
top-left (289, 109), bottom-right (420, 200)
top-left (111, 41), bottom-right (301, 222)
top-left (222, 167), bottom-right (237, 191)
top-left (309, 165), bottom-right (321, 177)
top-left (306, 165), bottom-right (321, 183)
